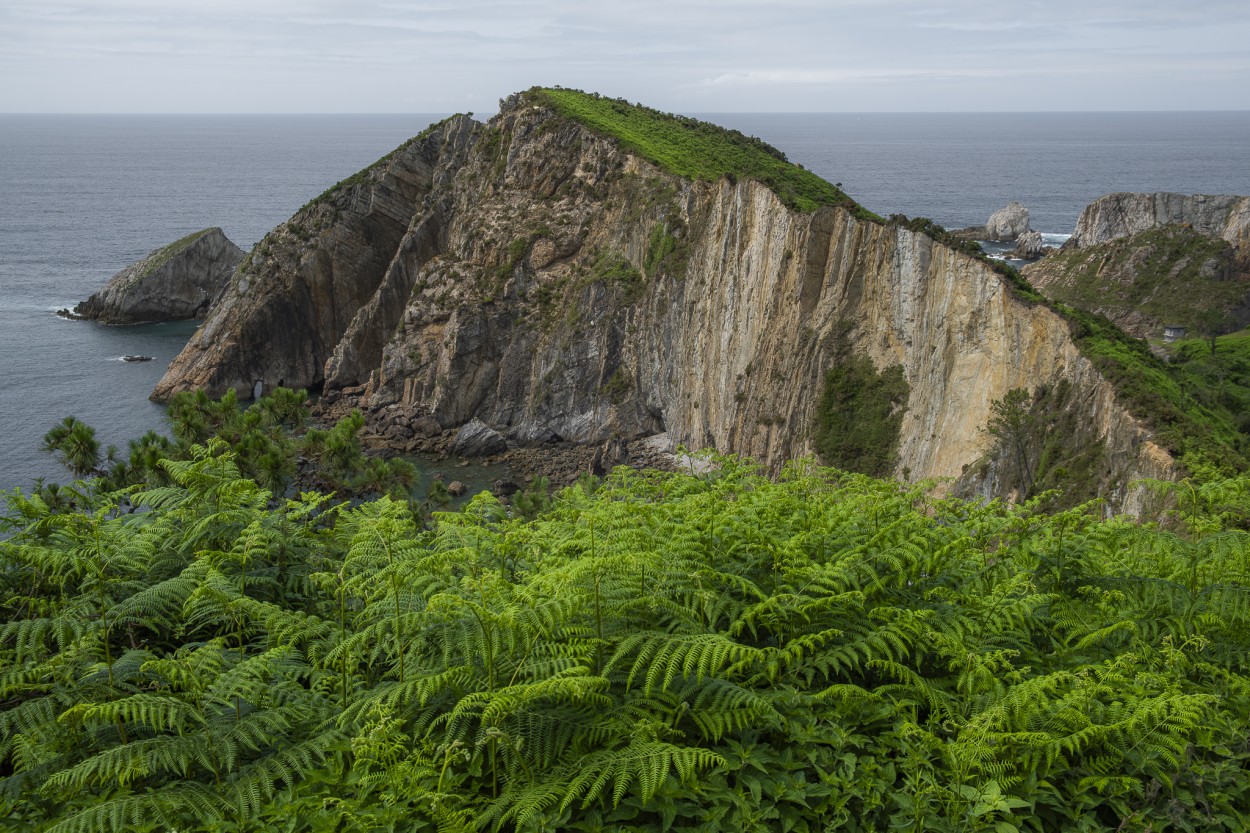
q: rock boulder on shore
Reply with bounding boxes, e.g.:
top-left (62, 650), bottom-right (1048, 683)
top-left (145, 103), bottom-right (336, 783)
top-left (1010, 230), bottom-right (1048, 260)
top-left (450, 419), bottom-right (507, 457)
top-left (71, 228), bottom-right (244, 325)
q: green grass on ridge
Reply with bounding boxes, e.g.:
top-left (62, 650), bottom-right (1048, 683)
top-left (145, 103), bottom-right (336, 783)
top-left (530, 87), bottom-right (881, 220)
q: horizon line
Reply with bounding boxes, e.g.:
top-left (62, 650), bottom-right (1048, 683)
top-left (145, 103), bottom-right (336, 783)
top-left (2, 109), bottom-right (1249, 117)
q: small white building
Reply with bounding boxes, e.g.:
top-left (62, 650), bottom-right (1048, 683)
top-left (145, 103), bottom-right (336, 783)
top-left (1163, 325), bottom-right (1187, 343)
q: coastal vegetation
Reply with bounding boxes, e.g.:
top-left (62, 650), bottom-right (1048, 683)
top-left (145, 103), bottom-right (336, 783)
top-left (814, 350), bottom-right (909, 478)
top-left (4, 408), bottom-right (1250, 832)
top-left (1026, 226), bottom-right (1241, 337)
top-left (531, 88), bottom-right (880, 219)
top-left (37, 388), bottom-right (416, 507)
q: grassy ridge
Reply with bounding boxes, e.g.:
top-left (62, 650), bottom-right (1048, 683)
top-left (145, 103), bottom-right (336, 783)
top-left (531, 88), bottom-right (881, 219)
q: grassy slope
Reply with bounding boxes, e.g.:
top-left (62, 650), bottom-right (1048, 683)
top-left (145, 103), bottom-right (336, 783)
top-left (530, 87), bottom-right (880, 219)
top-left (1057, 309), bottom-right (1248, 470)
top-left (1026, 226), bottom-right (1244, 335)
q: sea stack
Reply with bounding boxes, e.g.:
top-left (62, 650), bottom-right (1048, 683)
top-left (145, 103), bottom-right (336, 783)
top-left (68, 227), bottom-right (244, 325)
top-left (985, 202), bottom-right (1031, 241)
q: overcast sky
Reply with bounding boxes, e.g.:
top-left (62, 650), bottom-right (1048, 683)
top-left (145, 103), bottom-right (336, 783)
top-left (2, 0), bottom-right (1248, 113)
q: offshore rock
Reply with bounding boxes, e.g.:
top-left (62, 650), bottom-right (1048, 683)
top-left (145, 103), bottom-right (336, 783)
top-left (1066, 192), bottom-right (1250, 250)
top-left (73, 228), bottom-right (243, 325)
top-left (1010, 230), bottom-right (1048, 260)
top-left (153, 92), bottom-right (1178, 514)
top-left (985, 202), bottom-right (1031, 241)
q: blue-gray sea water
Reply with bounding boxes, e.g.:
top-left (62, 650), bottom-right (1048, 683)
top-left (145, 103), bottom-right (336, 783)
top-left (3, 111), bottom-right (1250, 491)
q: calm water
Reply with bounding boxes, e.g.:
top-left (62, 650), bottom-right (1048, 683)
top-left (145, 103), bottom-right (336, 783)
top-left (3, 111), bottom-right (1250, 490)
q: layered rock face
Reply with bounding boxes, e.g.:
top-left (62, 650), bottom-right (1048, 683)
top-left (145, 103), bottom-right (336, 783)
top-left (154, 95), bottom-right (1175, 511)
top-left (1029, 192), bottom-right (1250, 339)
top-left (152, 116), bottom-right (479, 400)
top-left (72, 228), bottom-right (243, 325)
top-left (1066, 192), bottom-right (1250, 250)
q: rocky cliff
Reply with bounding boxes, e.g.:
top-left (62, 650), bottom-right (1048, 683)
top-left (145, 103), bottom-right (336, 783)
top-left (70, 228), bottom-right (243, 325)
top-left (154, 90), bottom-right (1178, 511)
top-left (1066, 192), bottom-right (1250, 251)
top-left (151, 116), bottom-right (479, 400)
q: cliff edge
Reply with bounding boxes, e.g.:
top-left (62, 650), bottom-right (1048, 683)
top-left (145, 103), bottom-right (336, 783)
top-left (1066, 192), bottom-right (1250, 251)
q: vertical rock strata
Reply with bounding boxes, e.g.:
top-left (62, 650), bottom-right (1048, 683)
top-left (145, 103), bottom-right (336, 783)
top-left (154, 96), bottom-right (1175, 511)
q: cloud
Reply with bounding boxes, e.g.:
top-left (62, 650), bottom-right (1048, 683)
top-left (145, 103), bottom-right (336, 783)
top-left (0, 0), bottom-right (1247, 111)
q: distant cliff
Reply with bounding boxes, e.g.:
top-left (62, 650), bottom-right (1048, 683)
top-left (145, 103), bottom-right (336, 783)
top-left (1066, 192), bottom-right (1250, 251)
top-left (1028, 192), bottom-right (1250, 340)
top-left (71, 228), bottom-right (243, 325)
top-left (154, 90), bottom-right (1179, 512)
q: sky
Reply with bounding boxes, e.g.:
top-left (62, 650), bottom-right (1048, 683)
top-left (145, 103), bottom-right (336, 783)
top-left (2, 0), bottom-right (1248, 113)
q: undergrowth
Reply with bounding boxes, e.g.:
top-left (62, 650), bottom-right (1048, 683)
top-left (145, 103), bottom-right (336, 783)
top-left (4, 433), bottom-right (1250, 832)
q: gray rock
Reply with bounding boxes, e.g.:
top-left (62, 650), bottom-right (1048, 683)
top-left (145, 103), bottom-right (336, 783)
top-left (1009, 230), bottom-right (1048, 260)
top-left (450, 418), bottom-right (507, 457)
top-left (985, 202), bottom-right (1031, 241)
top-left (446, 480), bottom-right (467, 497)
top-left (73, 228), bottom-right (244, 325)
top-left (411, 416), bottom-right (443, 439)
top-left (1199, 256), bottom-right (1231, 281)
top-left (1067, 192), bottom-right (1250, 250)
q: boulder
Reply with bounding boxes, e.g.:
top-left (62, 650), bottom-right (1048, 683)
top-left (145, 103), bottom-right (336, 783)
top-left (985, 202), bottom-right (1031, 241)
top-left (450, 418), bottom-right (507, 457)
top-left (73, 228), bottom-right (244, 325)
top-left (1009, 230), bottom-right (1048, 260)
top-left (446, 480), bottom-right (467, 497)
top-left (411, 416), bottom-right (443, 439)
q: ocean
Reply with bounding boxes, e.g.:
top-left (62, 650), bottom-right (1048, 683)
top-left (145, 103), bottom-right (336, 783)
top-left (3, 111), bottom-right (1250, 491)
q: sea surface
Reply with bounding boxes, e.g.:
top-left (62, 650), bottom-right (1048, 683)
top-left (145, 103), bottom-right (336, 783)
top-left (3, 111), bottom-right (1250, 491)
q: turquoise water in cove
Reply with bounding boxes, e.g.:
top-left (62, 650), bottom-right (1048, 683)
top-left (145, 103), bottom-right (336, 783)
top-left (3, 111), bottom-right (1250, 491)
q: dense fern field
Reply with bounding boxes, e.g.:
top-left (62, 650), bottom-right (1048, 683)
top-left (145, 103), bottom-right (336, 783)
top-left (2, 444), bottom-right (1249, 832)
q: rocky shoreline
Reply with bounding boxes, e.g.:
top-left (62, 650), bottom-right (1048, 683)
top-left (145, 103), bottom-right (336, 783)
top-left (312, 385), bottom-right (682, 493)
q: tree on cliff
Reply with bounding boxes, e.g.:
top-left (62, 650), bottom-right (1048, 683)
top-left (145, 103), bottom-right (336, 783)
top-left (987, 388), bottom-right (1037, 495)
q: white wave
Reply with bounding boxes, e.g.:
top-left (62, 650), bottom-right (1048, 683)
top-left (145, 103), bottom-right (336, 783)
top-left (1040, 232), bottom-right (1071, 245)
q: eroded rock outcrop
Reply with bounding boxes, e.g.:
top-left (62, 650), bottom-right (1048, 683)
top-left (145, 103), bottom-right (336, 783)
top-left (1066, 192), bottom-right (1250, 250)
top-left (154, 92), bottom-right (1177, 513)
top-left (1010, 230), bottom-right (1048, 260)
top-left (70, 228), bottom-right (243, 325)
top-left (986, 202), bottom-right (1031, 241)
top-left (151, 116), bottom-right (479, 400)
